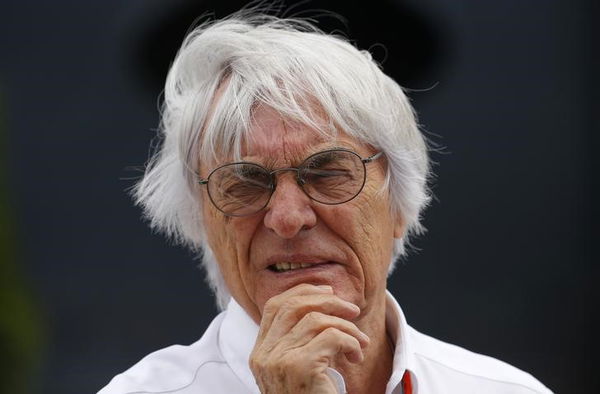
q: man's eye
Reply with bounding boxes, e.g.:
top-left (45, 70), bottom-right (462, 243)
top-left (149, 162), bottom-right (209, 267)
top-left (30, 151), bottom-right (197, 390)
top-left (225, 182), bottom-right (252, 194)
top-left (217, 183), bottom-right (266, 211)
top-left (223, 177), bottom-right (269, 195)
top-left (304, 168), bottom-right (349, 178)
top-left (305, 152), bottom-right (337, 168)
top-left (302, 168), bottom-right (353, 186)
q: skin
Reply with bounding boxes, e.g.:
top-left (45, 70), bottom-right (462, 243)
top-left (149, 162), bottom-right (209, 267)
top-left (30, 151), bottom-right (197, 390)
top-left (200, 105), bottom-right (404, 393)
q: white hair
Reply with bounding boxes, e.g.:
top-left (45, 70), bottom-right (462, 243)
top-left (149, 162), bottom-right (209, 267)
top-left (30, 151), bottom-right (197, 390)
top-left (134, 12), bottom-right (431, 310)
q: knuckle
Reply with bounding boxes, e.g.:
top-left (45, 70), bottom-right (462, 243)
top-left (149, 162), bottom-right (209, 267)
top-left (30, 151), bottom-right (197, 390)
top-left (249, 350), bottom-right (266, 367)
top-left (264, 291), bottom-right (301, 312)
top-left (249, 358), bottom-right (264, 375)
top-left (279, 298), bottom-right (296, 311)
top-left (346, 321), bottom-right (360, 334)
top-left (279, 298), bottom-right (303, 317)
top-left (342, 335), bottom-right (361, 353)
top-left (304, 310), bottom-right (324, 324)
top-left (263, 297), bottom-right (281, 315)
top-left (250, 353), bottom-right (278, 374)
top-left (248, 355), bottom-right (259, 372)
top-left (322, 326), bottom-right (340, 338)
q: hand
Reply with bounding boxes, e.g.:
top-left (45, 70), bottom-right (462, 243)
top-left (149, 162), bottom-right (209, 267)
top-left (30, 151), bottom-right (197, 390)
top-left (249, 284), bottom-right (370, 394)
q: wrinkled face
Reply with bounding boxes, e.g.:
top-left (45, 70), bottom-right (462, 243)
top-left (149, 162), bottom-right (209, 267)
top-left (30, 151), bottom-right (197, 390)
top-left (200, 106), bottom-right (403, 322)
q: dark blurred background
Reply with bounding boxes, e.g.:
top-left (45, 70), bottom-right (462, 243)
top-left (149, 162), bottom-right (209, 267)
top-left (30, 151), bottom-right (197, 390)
top-left (0, 0), bottom-right (597, 393)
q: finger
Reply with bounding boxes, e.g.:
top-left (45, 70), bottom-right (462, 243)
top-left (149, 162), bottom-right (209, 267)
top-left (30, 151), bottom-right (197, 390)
top-left (284, 311), bottom-right (370, 349)
top-left (258, 284), bottom-right (335, 342)
top-left (304, 327), bottom-right (364, 364)
top-left (260, 283), bottom-right (334, 323)
top-left (259, 294), bottom-right (361, 346)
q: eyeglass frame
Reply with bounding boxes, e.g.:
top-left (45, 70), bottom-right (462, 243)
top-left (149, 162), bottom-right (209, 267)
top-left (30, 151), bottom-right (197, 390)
top-left (198, 148), bottom-right (384, 217)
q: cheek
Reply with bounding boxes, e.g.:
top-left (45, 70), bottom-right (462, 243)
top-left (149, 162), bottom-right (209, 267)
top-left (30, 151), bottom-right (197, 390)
top-left (202, 204), bottom-right (239, 281)
top-left (345, 186), bottom-right (395, 283)
top-left (202, 201), bottom-right (263, 302)
top-left (203, 203), bottom-right (228, 250)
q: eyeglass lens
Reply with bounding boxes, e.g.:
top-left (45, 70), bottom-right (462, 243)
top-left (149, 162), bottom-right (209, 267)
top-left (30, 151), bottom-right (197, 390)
top-left (206, 150), bottom-right (366, 216)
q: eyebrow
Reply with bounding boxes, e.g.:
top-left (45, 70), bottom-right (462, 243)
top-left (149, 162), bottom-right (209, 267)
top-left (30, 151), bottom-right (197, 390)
top-left (240, 144), bottom-right (359, 169)
top-left (304, 144), bottom-right (356, 156)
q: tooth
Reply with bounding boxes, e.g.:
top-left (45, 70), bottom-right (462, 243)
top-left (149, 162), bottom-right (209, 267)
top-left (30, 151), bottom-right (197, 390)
top-left (272, 262), bottom-right (319, 272)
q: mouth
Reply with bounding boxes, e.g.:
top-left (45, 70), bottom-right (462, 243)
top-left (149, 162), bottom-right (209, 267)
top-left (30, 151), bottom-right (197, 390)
top-left (267, 261), bottom-right (333, 273)
top-left (260, 256), bottom-right (348, 294)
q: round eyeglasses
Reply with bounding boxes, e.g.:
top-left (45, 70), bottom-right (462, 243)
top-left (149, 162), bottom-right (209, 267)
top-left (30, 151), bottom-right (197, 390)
top-left (198, 148), bottom-right (383, 217)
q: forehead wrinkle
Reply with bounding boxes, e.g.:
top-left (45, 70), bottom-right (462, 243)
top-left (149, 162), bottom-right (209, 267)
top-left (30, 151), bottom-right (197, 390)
top-left (244, 116), bottom-right (327, 164)
top-left (277, 118), bottom-right (341, 164)
top-left (241, 113), bottom-right (282, 158)
top-left (241, 107), bottom-right (374, 168)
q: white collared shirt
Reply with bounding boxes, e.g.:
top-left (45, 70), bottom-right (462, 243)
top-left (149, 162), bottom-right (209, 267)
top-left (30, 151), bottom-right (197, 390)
top-left (98, 292), bottom-right (552, 393)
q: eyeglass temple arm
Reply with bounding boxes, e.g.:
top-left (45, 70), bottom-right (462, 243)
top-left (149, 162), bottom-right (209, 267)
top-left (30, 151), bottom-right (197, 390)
top-left (362, 151), bottom-right (383, 163)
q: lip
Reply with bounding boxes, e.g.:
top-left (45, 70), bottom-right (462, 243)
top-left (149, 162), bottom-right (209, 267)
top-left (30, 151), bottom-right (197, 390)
top-left (261, 254), bottom-right (344, 271)
top-left (268, 261), bottom-right (338, 274)
top-left (262, 261), bottom-right (346, 291)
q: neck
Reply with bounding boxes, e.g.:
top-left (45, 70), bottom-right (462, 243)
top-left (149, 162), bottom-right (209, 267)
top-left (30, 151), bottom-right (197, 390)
top-left (332, 293), bottom-right (393, 394)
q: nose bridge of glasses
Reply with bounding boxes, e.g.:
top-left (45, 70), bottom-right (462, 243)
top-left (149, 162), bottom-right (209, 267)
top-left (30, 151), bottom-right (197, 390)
top-left (269, 167), bottom-right (304, 185)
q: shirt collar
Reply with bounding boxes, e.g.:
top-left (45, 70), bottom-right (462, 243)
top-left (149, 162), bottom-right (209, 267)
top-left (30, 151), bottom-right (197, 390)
top-left (218, 291), bottom-right (417, 394)
top-left (218, 299), bottom-right (261, 393)
top-left (385, 290), bottom-right (418, 393)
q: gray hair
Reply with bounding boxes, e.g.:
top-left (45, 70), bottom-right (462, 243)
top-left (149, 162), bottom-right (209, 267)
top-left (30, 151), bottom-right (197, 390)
top-left (134, 12), bottom-right (431, 310)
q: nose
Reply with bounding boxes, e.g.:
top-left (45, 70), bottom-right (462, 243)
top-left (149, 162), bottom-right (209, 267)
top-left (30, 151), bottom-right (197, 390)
top-left (263, 173), bottom-right (317, 239)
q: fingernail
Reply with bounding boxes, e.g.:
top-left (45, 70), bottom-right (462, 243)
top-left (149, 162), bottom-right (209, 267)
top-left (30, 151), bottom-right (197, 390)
top-left (316, 285), bottom-right (333, 292)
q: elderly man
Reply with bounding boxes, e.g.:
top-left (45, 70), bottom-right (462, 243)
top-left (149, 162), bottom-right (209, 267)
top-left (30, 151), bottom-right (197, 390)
top-left (99, 11), bottom-right (551, 394)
